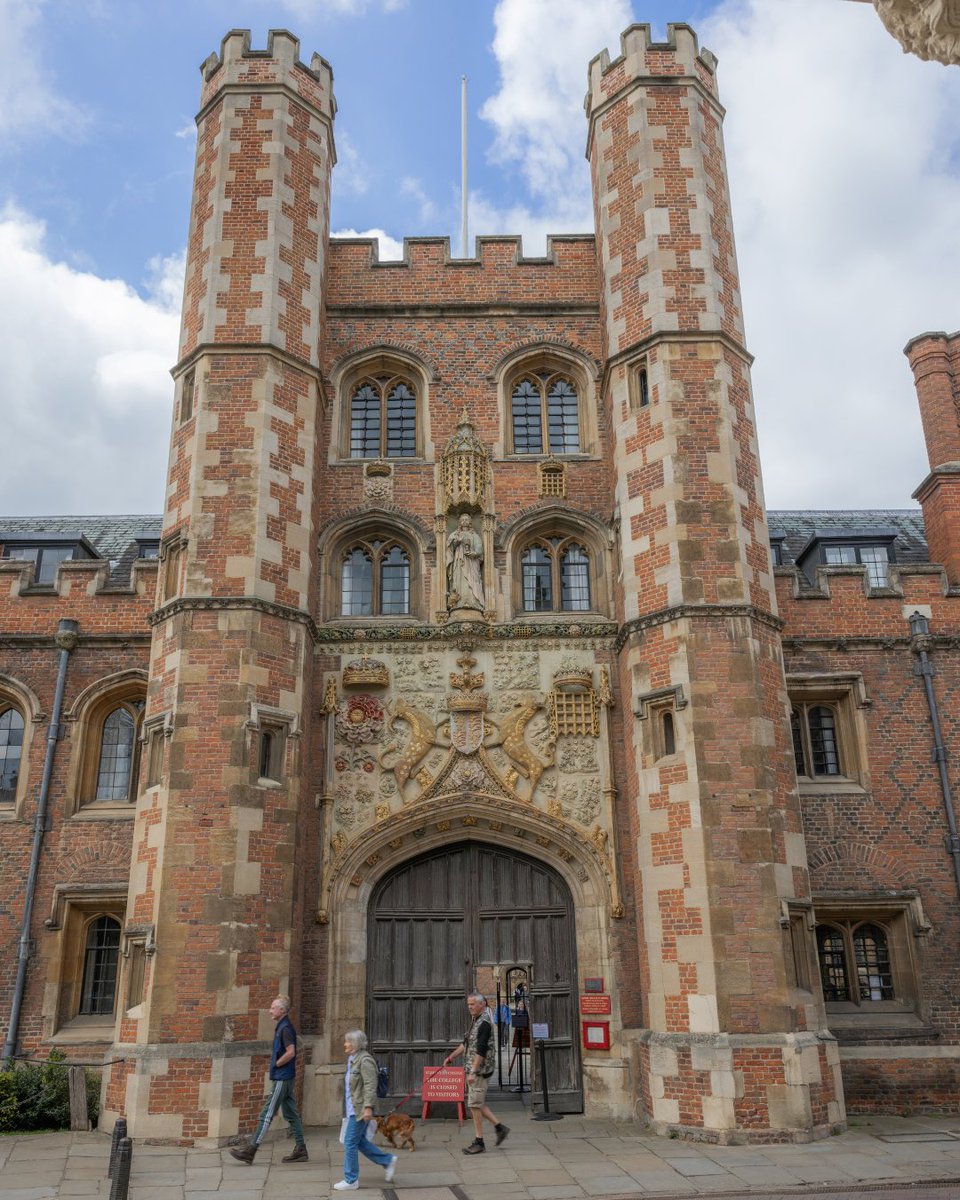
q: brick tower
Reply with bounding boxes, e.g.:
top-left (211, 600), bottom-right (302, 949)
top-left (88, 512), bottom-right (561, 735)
top-left (586, 25), bottom-right (844, 1139)
top-left (907, 331), bottom-right (960, 585)
top-left (101, 31), bottom-right (335, 1141)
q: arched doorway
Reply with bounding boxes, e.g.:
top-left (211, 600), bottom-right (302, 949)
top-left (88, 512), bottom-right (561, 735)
top-left (367, 841), bottom-right (583, 1112)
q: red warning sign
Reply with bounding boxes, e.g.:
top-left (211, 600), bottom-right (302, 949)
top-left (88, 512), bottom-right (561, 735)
top-left (422, 1066), bottom-right (465, 1103)
top-left (580, 993), bottom-right (612, 1015)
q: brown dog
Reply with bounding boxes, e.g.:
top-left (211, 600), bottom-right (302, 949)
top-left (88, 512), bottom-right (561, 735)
top-left (375, 1111), bottom-right (416, 1152)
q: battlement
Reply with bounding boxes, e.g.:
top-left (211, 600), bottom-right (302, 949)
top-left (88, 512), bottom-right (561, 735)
top-left (585, 22), bottom-right (718, 125)
top-left (326, 234), bottom-right (599, 309)
top-left (0, 557), bottom-right (157, 607)
top-left (774, 561), bottom-right (960, 642)
top-left (199, 29), bottom-right (335, 121)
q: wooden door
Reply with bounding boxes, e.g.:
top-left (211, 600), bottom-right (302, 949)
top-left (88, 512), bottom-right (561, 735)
top-left (367, 841), bottom-right (583, 1112)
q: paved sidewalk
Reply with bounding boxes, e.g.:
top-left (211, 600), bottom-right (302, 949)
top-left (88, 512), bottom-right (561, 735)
top-left (2, 1107), bottom-right (960, 1199)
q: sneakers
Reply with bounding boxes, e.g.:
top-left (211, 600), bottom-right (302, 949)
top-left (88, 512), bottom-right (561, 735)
top-left (494, 1123), bottom-right (510, 1146)
top-left (385, 1155), bottom-right (398, 1182)
top-left (462, 1137), bottom-right (486, 1155)
top-left (281, 1142), bottom-right (308, 1163)
top-left (333, 1181), bottom-right (359, 1191)
top-left (229, 1143), bottom-right (257, 1165)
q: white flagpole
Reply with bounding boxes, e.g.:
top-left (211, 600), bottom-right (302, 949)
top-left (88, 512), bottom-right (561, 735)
top-left (461, 75), bottom-right (468, 258)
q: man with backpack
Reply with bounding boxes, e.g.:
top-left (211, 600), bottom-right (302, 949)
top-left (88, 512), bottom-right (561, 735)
top-left (444, 992), bottom-right (509, 1155)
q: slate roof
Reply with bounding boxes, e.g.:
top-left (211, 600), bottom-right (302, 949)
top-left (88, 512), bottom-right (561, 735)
top-left (0, 515), bottom-right (162, 585)
top-left (766, 510), bottom-right (929, 572)
top-left (0, 510), bottom-right (931, 586)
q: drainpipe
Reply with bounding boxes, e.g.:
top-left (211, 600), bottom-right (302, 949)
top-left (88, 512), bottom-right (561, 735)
top-left (2, 618), bottom-right (78, 1064)
top-left (907, 610), bottom-right (960, 902)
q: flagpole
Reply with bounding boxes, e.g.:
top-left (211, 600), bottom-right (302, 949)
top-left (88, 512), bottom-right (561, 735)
top-left (461, 75), bottom-right (468, 258)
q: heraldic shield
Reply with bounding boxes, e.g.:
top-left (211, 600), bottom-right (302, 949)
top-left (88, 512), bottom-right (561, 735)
top-left (448, 703), bottom-right (485, 755)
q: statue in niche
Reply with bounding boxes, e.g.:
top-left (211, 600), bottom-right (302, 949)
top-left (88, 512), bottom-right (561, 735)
top-left (446, 514), bottom-right (485, 611)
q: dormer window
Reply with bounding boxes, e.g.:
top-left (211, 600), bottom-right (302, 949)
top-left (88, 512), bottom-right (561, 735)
top-left (822, 544), bottom-right (889, 588)
top-left (0, 533), bottom-right (97, 585)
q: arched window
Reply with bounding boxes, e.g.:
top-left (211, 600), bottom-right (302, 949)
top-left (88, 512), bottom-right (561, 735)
top-left (349, 376), bottom-right (417, 458)
top-left (0, 705), bottom-right (24, 804)
top-left (816, 920), bottom-right (895, 1005)
top-left (791, 703), bottom-right (841, 778)
top-left (340, 539), bottom-right (411, 616)
top-left (73, 681), bottom-right (146, 809)
top-left (511, 373), bottom-right (580, 455)
top-left (95, 707), bottom-right (138, 800)
top-left (520, 539), bottom-right (592, 613)
top-left (79, 915), bottom-right (121, 1016)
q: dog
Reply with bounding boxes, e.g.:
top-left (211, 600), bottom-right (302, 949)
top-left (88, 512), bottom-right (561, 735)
top-left (375, 1111), bottom-right (416, 1152)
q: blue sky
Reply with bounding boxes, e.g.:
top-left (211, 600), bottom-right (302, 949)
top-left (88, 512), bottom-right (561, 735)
top-left (1, 0), bottom-right (959, 516)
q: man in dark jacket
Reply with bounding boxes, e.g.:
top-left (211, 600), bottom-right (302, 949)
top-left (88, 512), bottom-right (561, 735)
top-left (230, 996), bottom-right (308, 1164)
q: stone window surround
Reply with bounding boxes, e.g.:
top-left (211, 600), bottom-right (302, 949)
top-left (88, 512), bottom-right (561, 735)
top-left (331, 348), bottom-right (433, 463)
top-left (786, 672), bottom-right (871, 794)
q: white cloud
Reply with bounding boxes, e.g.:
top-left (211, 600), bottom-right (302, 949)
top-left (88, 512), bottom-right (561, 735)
top-left (333, 131), bottom-right (370, 196)
top-left (331, 226), bottom-right (405, 260)
top-left (269, 0), bottom-right (406, 16)
top-left (702, 0), bottom-right (960, 508)
top-left (0, 0), bottom-right (88, 144)
top-left (401, 177), bottom-right (437, 224)
top-left (0, 205), bottom-right (178, 515)
top-left (473, 0), bottom-right (630, 253)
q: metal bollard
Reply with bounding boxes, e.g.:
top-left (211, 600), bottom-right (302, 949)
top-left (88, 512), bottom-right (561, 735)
top-left (108, 1137), bottom-right (132, 1200)
top-left (108, 1118), bottom-right (127, 1179)
top-left (532, 1039), bottom-right (562, 1122)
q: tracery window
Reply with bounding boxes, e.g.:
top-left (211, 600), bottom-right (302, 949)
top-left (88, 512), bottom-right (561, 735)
top-left (816, 920), bottom-right (896, 1005)
top-left (341, 539), bottom-right (411, 616)
top-left (511, 373), bottom-right (580, 455)
top-left (349, 376), bottom-right (417, 458)
top-left (520, 538), bottom-right (591, 612)
top-left (73, 681), bottom-right (147, 810)
top-left (0, 705), bottom-right (24, 804)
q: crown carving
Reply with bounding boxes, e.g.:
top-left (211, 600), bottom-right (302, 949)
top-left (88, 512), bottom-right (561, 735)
top-left (553, 664), bottom-right (593, 691)
top-left (448, 693), bottom-right (489, 712)
top-left (342, 657), bottom-right (389, 688)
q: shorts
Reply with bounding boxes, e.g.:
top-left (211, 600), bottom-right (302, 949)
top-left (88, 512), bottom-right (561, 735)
top-left (466, 1073), bottom-right (491, 1108)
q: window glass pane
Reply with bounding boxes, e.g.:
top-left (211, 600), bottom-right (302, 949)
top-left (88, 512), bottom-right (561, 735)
top-left (854, 923), bottom-right (895, 1001)
top-left (4, 547), bottom-right (39, 565)
top-left (342, 548), bottom-right (373, 615)
top-left (816, 926), bottom-right (849, 1002)
top-left (512, 380), bottom-right (543, 454)
top-left (808, 705), bottom-right (841, 776)
top-left (380, 546), bottom-right (410, 614)
top-left (560, 544), bottom-right (591, 611)
top-left (80, 916), bottom-right (121, 1016)
top-left (37, 546), bottom-right (74, 584)
top-left (350, 383), bottom-right (382, 458)
top-left (521, 546), bottom-right (553, 611)
top-left (546, 379), bottom-right (580, 454)
top-left (790, 708), bottom-right (806, 776)
top-left (259, 729), bottom-right (276, 780)
top-left (859, 545), bottom-right (889, 588)
top-left (823, 545), bottom-right (857, 567)
top-left (95, 707), bottom-right (136, 800)
top-left (385, 383), bottom-right (416, 457)
top-left (0, 708), bottom-right (23, 802)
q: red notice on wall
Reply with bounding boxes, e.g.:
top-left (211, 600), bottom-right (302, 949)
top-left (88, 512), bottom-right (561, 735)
top-left (422, 1066), bottom-right (465, 1102)
top-left (580, 993), bottom-right (612, 1015)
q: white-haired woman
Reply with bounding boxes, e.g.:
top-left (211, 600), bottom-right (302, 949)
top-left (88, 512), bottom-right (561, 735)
top-left (334, 1030), bottom-right (397, 1191)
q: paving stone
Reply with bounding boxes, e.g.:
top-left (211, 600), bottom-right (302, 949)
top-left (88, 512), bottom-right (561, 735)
top-left (579, 1176), bottom-right (645, 1195)
top-left (661, 1157), bottom-right (729, 1176)
top-left (526, 1187), bottom-right (585, 1199)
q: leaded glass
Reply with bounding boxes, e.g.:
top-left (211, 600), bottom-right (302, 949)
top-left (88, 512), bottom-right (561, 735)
top-left (0, 708), bottom-right (23, 803)
top-left (380, 545), bottom-right (410, 614)
top-left (342, 548), bottom-right (374, 615)
top-left (95, 707), bottom-right (136, 800)
top-left (79, 916), bottom-right (121, 1016)
top-left (546, 378), bottom-right (580, 453)
top-left (386, 383), bottom-right (416, 457)
top-left (560, 544), bottom-right (590, 611)
top-left (350, 383), bottom-right (382, 458)
top-left (521, 545), bottom-right (552, 611)
top-left (512, 379), bottom-right (543, 454)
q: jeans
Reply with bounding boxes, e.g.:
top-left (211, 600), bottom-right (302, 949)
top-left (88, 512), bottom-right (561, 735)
top-left (343, 1114), bottom-right (393, 1182)
top-left (252, 1078), bottom-right (304, 1146)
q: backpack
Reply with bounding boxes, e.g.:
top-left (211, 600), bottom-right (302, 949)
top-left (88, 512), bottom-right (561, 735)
top-left (376, 1062), bottom-right (389, 1099)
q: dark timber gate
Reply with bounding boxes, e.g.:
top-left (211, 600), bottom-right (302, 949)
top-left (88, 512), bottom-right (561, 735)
top-left (367, 841), bottom-right (583, 1112)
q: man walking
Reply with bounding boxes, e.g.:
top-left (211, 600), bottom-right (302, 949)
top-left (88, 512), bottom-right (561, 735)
top-left (230, 996), bottom-right (308, 1164)
top-left (444, 992), bottom-right (509, 1155)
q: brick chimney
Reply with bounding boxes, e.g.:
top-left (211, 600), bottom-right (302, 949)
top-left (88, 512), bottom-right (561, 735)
top-left (908, 331), bottom-right (960, 586)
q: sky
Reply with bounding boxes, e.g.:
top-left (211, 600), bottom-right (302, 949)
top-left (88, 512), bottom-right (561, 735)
top-left (1, 0), bottom-right (958, 517)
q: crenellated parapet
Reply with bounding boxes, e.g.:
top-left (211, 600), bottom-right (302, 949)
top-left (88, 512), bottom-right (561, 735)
top-left (326, 234), bottom-right (599, 310)
top-left (199, 28), bottom-right (335, 125)
top-left (0, 558), bottom-right (157, 620)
